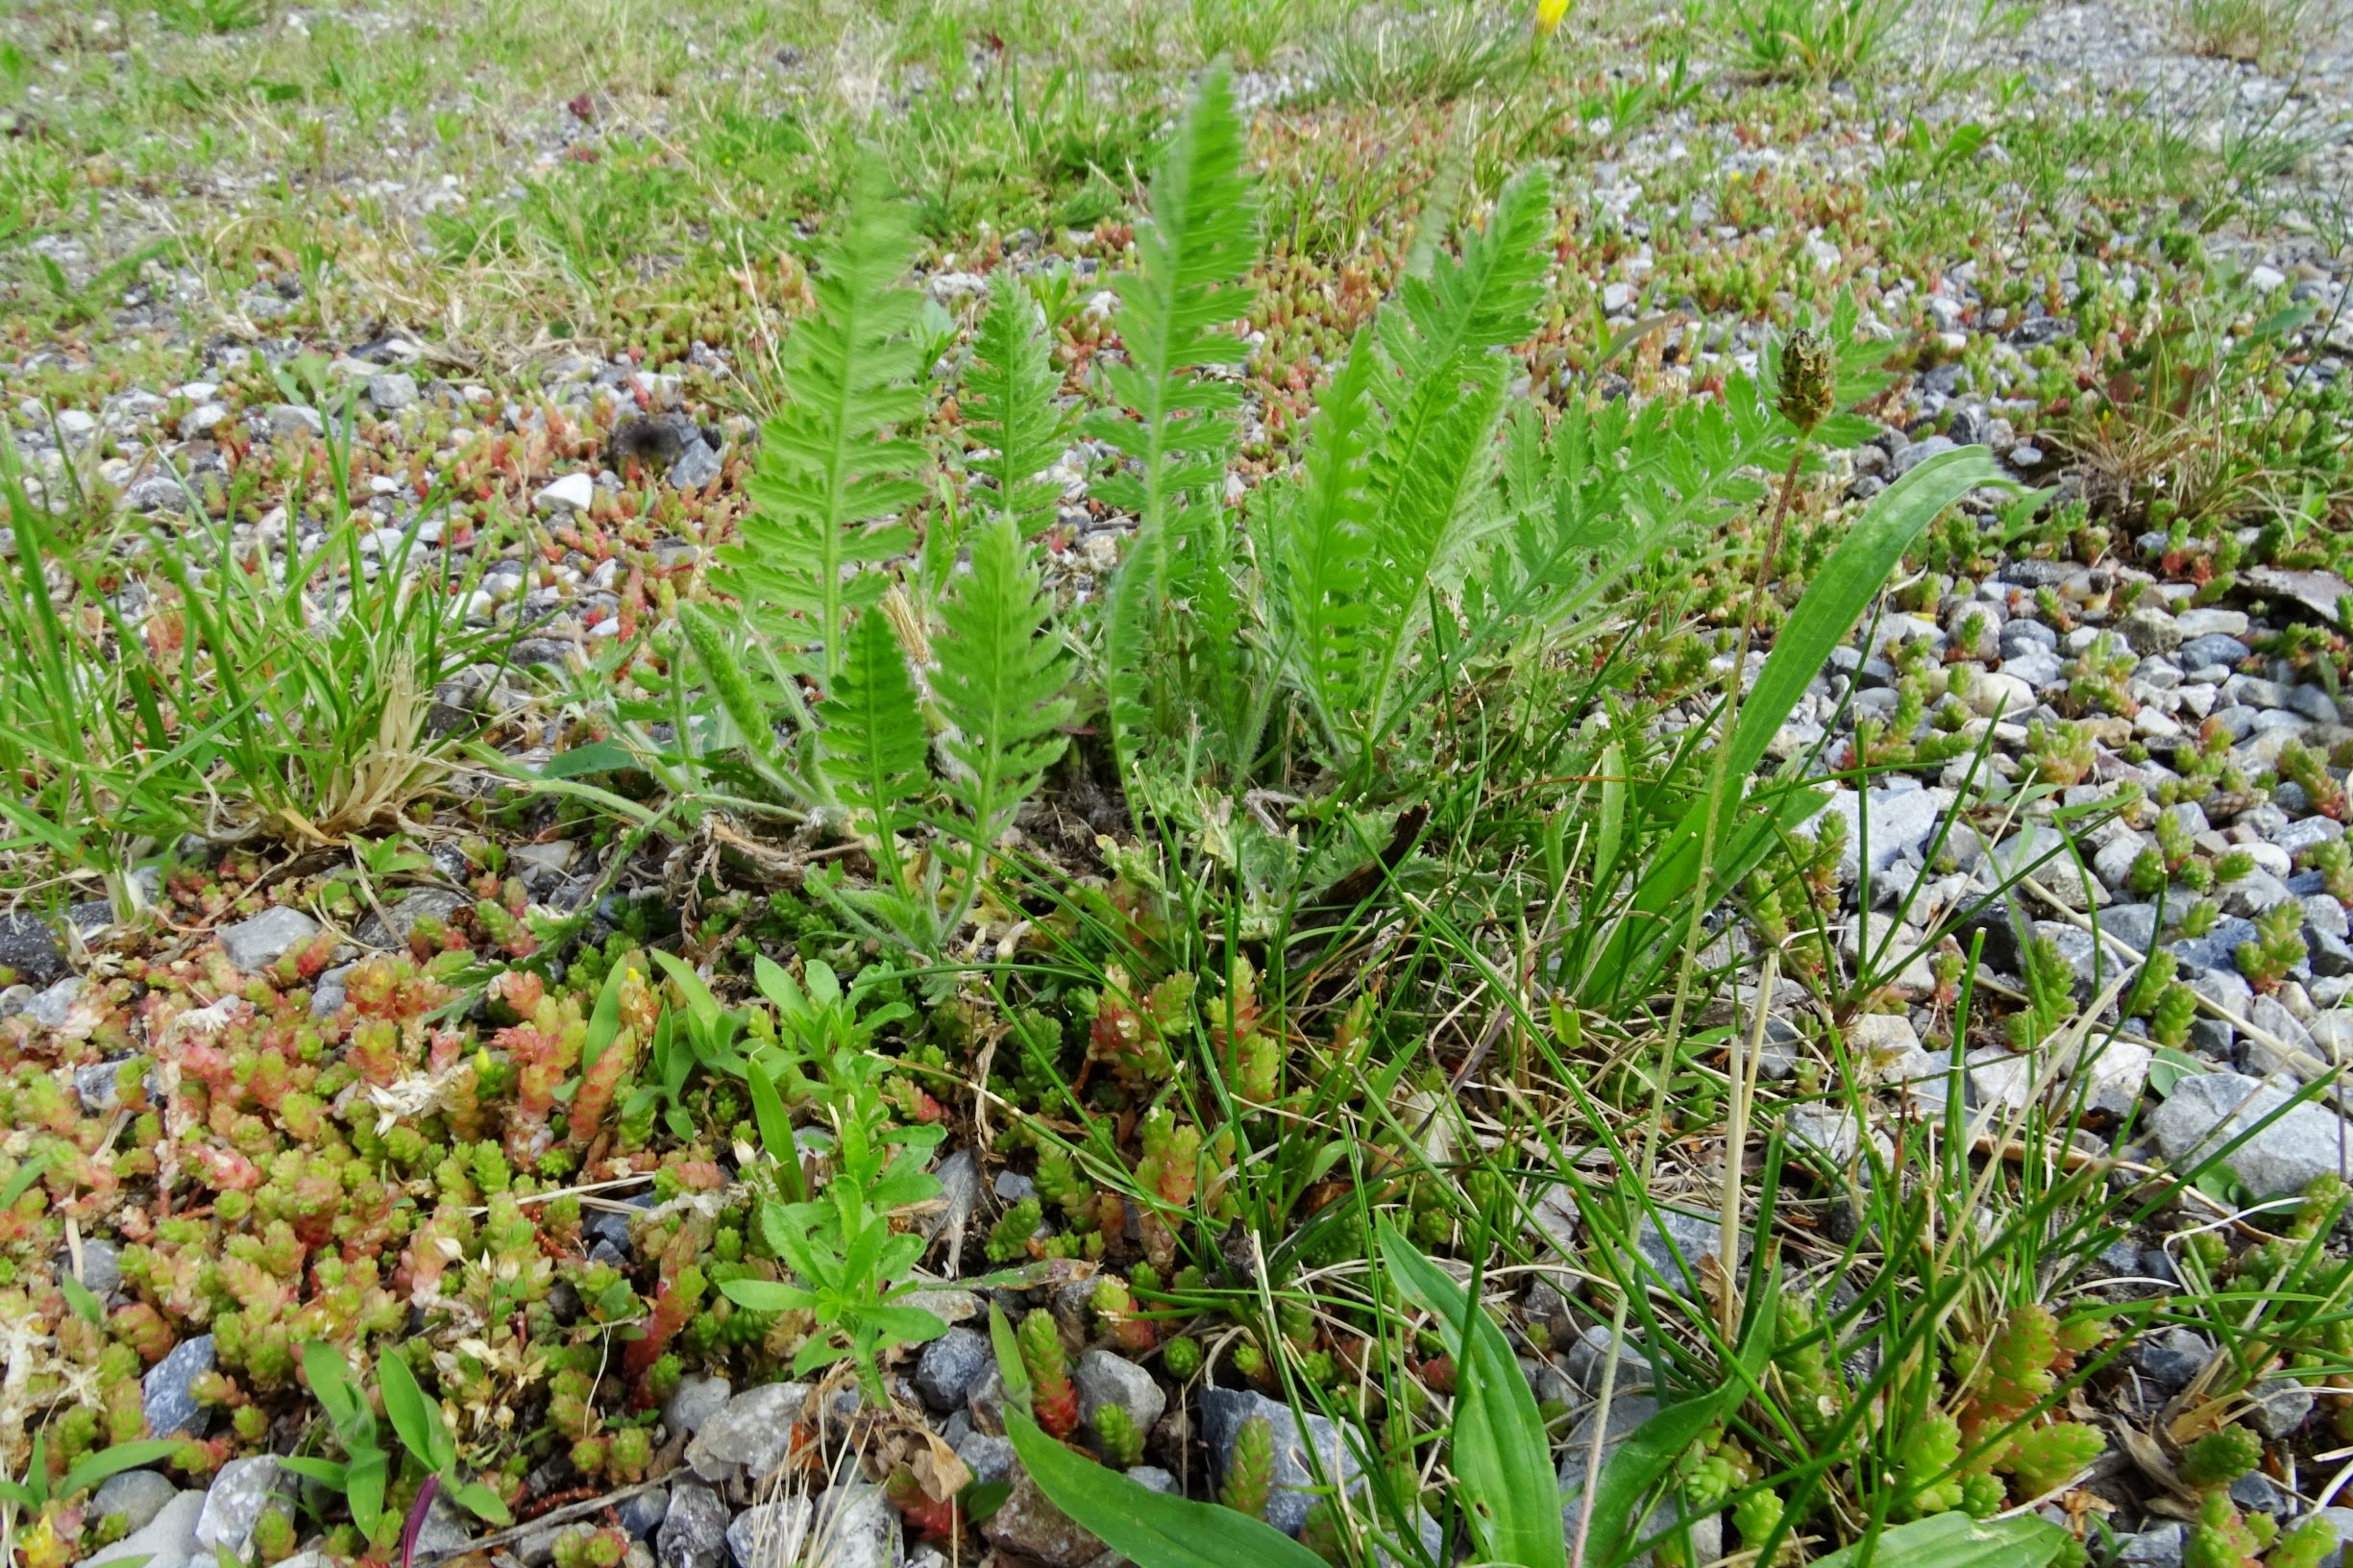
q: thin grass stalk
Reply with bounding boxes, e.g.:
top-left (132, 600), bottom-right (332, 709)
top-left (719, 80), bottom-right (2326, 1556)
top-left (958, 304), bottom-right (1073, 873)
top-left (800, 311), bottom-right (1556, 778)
top-left (1720, 949), bottom-right (1776, 1343)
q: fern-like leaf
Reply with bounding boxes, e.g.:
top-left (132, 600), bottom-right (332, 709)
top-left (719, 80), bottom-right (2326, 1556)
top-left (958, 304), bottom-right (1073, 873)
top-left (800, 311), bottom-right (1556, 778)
top-left (1088, 64), bottom-right (1258, 520)
top-left (819, 611), bottom-right (929, 894)
top-left (718, 164), bottom-right (925, 687)
top-left (676, 600), bottom-right (816, 802)
top-left (1336, 168), bottom-right (1554, 767)
top-left (963, 273), bottom-right (1073, 537)
top-left (1373, 166), bottom-right (1554, 388)
top-left (1266, 325), bottom-right (1383, 737)
top-left (1090, 64), bottom-right (1260, 780)
top-left (932, 515), bottom-right (1074, 848)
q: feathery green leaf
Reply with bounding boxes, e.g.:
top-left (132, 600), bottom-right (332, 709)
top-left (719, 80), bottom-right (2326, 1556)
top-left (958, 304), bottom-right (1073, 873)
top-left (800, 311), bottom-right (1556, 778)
top-left (1305, 172), bottom-right (1551, 766)
top-left (718, 162), bottom-right (925, 686)
top-left (820, 611), bottom-right (929, 893)
top-left (1267, 326), bottom-right (1383, 735)
top-left (1091, 64), bottom-right (1260, 781)
top-left (1375, 166), bottom-right (1554, 388)
top-left (933, 516), bottom-right (1074, 846)
top-left (964, 273), bottom-right (1074, 537)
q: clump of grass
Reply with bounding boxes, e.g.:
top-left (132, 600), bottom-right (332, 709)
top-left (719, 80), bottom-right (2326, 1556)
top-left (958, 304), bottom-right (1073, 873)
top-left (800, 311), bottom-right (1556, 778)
top-left (2175, 0), bottom-right (2334, 65)
top-left (1314, 2), bottom-right (1525, 103)
top-left (1722, 0), bottom-right (1908, 81)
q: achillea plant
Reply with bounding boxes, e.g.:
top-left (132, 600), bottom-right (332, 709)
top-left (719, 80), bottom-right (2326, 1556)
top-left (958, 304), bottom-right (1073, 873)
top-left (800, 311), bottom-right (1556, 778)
top-left (671, 176), bottom-right (1075, 956)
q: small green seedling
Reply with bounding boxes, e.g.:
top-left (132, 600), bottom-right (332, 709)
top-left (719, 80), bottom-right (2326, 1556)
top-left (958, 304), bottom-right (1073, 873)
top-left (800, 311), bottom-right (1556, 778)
top-left (281, 1342), bottom-right (394, 1535)
top-left (379, 1353), bottom-right (512, 1527)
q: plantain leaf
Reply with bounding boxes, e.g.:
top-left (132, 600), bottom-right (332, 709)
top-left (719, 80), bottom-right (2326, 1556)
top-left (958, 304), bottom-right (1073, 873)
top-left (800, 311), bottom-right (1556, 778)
top-left (1810, 1511), bottom-right (2071, 1568)
top-left (59, 1272), bottom-right (105, 1325)
top-left (449, 1477), bottom-right (512, 1528)
top-left (720, 1277), bottom-right (820, 1313)
top-left (1376, 1222), bottom-right (1564, 1568)
top-left (278, 1457), bottom-right (351, 1487)
top-left (1606, 445), bottom-right (2005, 992)
top-left (377, 1354), bottom-right (447, 1473)
top-left (579, 946), bottom-right (635, 1072)
top-left (1574, 1289), bottom-right (1779, 1568)
top-left (746, 1060), bottom-right (806, 1203)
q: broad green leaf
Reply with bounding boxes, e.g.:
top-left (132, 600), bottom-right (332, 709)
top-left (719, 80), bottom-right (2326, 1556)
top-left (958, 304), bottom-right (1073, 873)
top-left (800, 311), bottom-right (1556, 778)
top-left (1595, 739), bottom-right (1627, 889)
top-left (860, 1304), bottom-right (951, 1344)
top-left (449, 1476), bottom-right (512, 1527)
top-left (537, 739), bottom-right (636, 778)
top-left (1003, 1399), bottom-right (1331, 1568)
top-left (993, 1304), bottom-right (1326, 1568)
top-left (721, 1277), bottom-right (821, 1313)
top-left (1726, 447), bottom-right (2004, 788)
top-left (1576, 1390), bottom-right (1726, 1568)
top-left (990, 1302), bottom-right (1034, 1410)
top-left (1, 1153), bottom-right (50, 1207)
top-left (2147, 1047), bottom-right (2207, 1097)
top-left (962, 1479), bottom-right (1013, 1523)
top-left (795, 1338), bottom-right (852, 1375)
top-left (277, 1457), bottom-right (350, 1487)
top-left (349, 1451), bottom-right (388, 1532)
top-left (746, 1060), bottom-right (800, 1181)
top-left (376, 1354), bottom-right (444, 1472)
top-left (1810, 1511), bottom-right (2071, 1568)
top-left (650, 948), bottom-right (723, 1029)
top-left (59, 1273), bottom-right (105, 1325)
top-left (303, 1341), bottom-right (367, 1433)
top-left (1377, 1223), bottom-right (1564, 1568)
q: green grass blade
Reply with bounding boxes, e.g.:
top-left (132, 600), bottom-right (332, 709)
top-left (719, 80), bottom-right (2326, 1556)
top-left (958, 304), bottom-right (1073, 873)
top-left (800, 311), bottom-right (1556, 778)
top-left (58, 1441), bottom-right (181, 1502)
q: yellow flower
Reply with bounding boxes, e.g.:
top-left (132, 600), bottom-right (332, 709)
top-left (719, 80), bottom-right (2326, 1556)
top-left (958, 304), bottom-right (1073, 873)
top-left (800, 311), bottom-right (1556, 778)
top-left (1535, 0), bottom-right (1570, 37)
